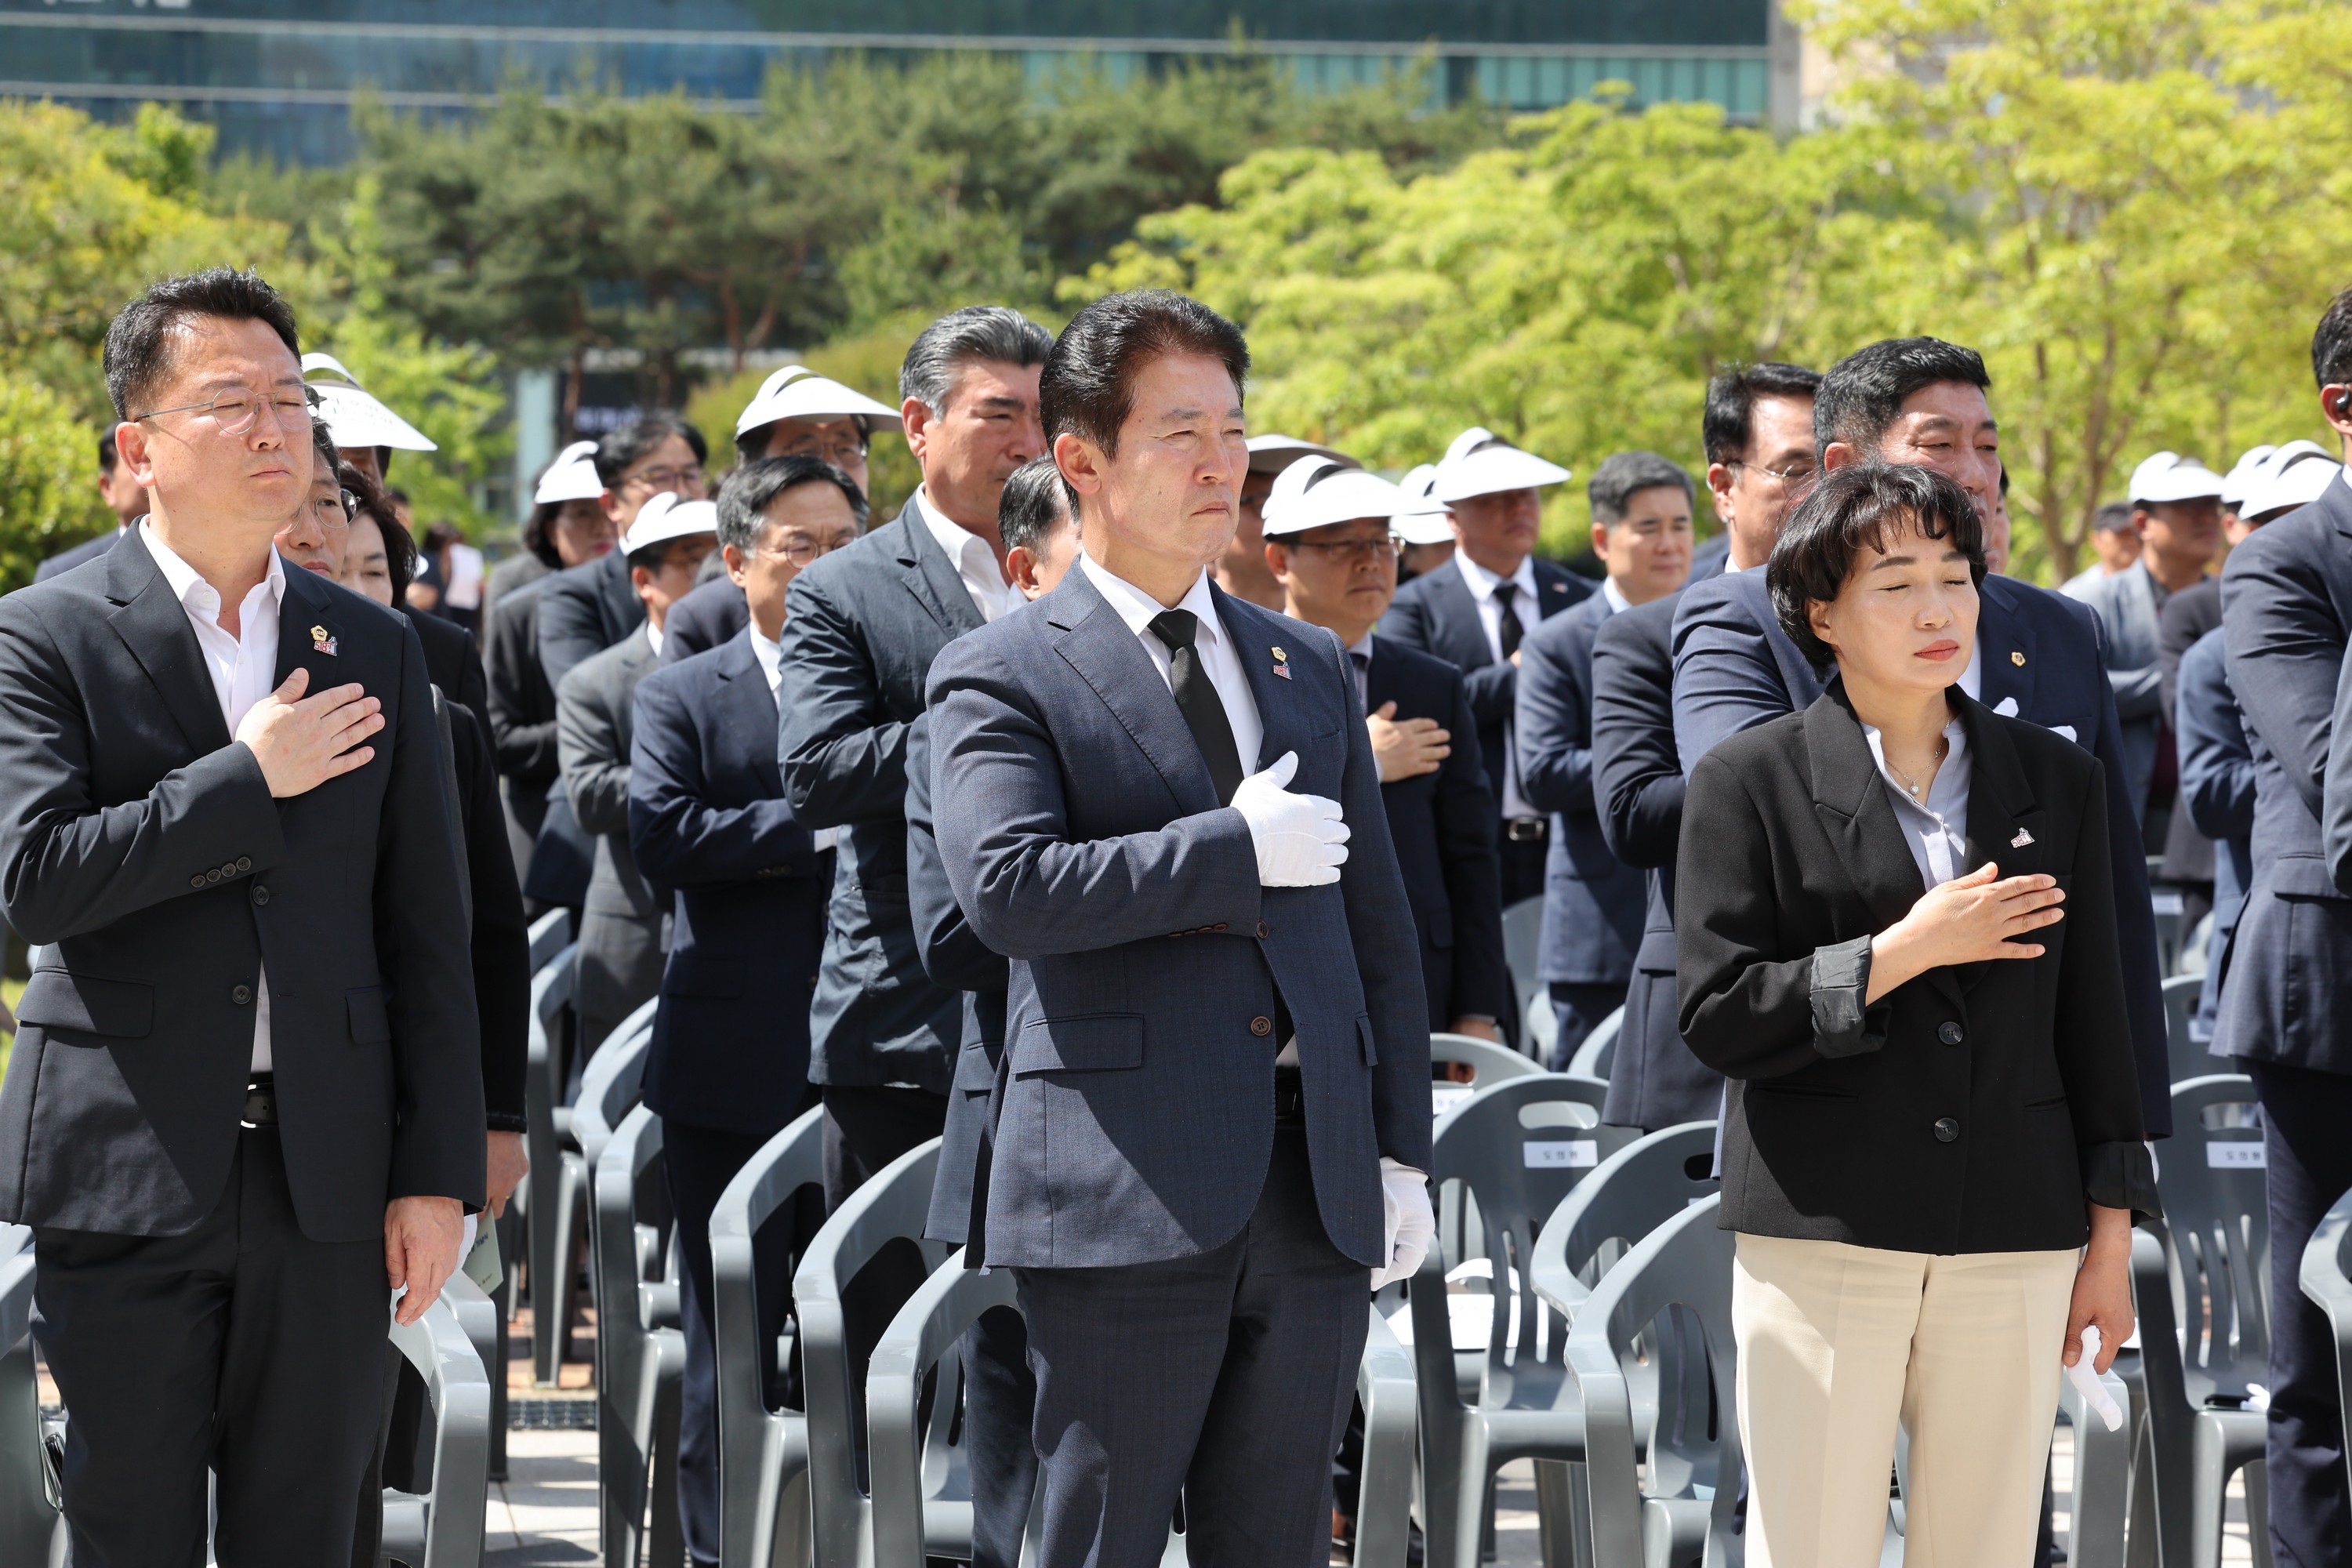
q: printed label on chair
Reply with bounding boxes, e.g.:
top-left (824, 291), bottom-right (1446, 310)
top-left (1433, 1085), bottom-right (1474, 1117)
top-left (1524, 1139), bottom-right (1599, 1169)
top-left (2207, 1142), bottom-right (2266, 1168)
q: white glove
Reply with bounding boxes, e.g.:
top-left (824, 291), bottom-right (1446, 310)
top-left (1371, 1157), bottom-right (1436, 1290)
top-left (1230, 751), bottom-right (1348, 887)
top-left (2067, 1324), bottom-right (2125, 1431)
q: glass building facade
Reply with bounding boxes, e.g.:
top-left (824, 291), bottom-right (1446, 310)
top-left (1, 0), bottom-right (1795, 164)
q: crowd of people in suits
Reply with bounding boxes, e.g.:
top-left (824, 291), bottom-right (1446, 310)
top-left (9, 258), bottom-right (2352, 1568)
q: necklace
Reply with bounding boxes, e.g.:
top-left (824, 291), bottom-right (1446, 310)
top-left (1885, 735), bottom-right (1949, 803)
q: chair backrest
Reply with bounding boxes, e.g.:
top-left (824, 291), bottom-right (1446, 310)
top-left (1429, 1032), bottom-right (1545, 1120)
top-left (574, 1001), bottom-right (657, 1173)
top-left (527, 908), bottom-right (574, 975)
top-left (2163, 973), bottom-right (2211, 1082)
top-left (1501, 896), bottom-right (1547, 1036)
top-left (1566, 1007), bottom-right (1624, 1081)
top-left (866, 1251), bottom-right (1023, 1568)
top-left (2152, 883), bottom-right (2184, 975)
top-left (0, 1227), bottom-right (57, 1568)
top-left (2151, 1074), bottom-right (2270, 1406)
top-left (593, 1103), bottom-right (680, 1568)
top-left (796, 1138), bottom-right (950, 1568)
top-left (2180, 909), bottom-right (2213, 978)
top-left (526, 942), bottom-right (580, 1140)
top-left (377, 1294), bottom-right (492, 1568)
top-left (1529, 1121), bottom-right (1722, 1326)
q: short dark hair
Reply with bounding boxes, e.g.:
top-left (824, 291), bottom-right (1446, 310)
top-left (900, 306), bottom-right (1054, 419)
top-left (341, 459), bottom-right (416, 603)
top-left (103, 267), bottom-right (301, 423)
top-left (2314, 285), bottom-right (2352, 393)
top-left (1701, 361), bottom-right (1824, 466)
top-left (714, 456), bottom-right (867, 554)
top-left (2091, 500), bottom-right (2137, 535)
top-left (98, 429), bottom-right (118, 474)
top-left (1768, 462), bottom-right (1986, 670)
top-left (1588, 451), bottom-right (1694, 527)
top-left (1813, 338), bottom-right (1991, 456)
top-left (309, 417), bottom-right (339, 477)
top-left (998, 456), bottom-right (1072, 556)
top-left (593, 411), bottom-right (708, 489)
top-left (1041, 290), bottom-right (1250, 470)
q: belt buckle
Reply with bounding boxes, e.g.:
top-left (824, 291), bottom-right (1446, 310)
top-left (1507, 817), bottom-right (1546, 842)
top-left (241, 1077), bottom-right (278, 1130)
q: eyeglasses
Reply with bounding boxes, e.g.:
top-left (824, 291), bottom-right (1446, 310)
top-left (622, 464), bottom-right (708, 497)
top-left (1726, 459), bottom-right (1818, 488)
top-left (768, 435), bottom-right (870, 469)
top-left (310, 489), bottom-right (358, 526)
top-left (133, 385), bottom-right (319, 437)
top-left (759, 532), bottom-right (855, 568)
top-left (1290, 536), bottom-right (1401, 564)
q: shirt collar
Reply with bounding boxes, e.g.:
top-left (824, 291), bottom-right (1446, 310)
top-left (1079, 551), bottom-right (1222, 645)
top-left (645, 619), bottom-right (664, 659)
top-left (1454, 548), bottom-right (1538, 603)
top-left (749, 625), bottom-right (784, 690)
top-left (1347, 630), bottom-right (1374, 659)
top-left (917, 485), bottom-right (996, 568)
top-left (140, 519), bottom-right (287, 619)
top-left (1862, 716), bottom-right (1970, 815)
top-left (1601, 577), bottom-right (1632, 615)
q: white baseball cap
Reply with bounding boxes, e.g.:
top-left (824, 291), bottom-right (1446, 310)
top-left (302, 354), bottom-right (437, 452)
top-left (2243, 441), bottom-right (2346, 521)
top-left (2127, 450), bottom-right (2225, 505)
top-left (533, 441), bottom-right (605, 505)
top-left (734, 365), bottom-right (902, 440)
top-left (1432, 426), bottom-right (1572, 504)
top-left (1391, 463), bottom-right (1457, 546)
top-left (1260, 456), bottom-right (1407, 539)
top-left (2220, 445), bottom-right (2278, 510)
top-left (1247, 433), bottom-right (1355, 477)
top-left (619, 492), bottom-right (718, 557)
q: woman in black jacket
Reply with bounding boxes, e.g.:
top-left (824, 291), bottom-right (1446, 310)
top-left (1676, 463), bottom-right (2156, 1567)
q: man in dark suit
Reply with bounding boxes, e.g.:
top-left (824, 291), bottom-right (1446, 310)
top-left (1669, 336), bottom-right (2171, 1142)
top-left (630, 457), bottom-right (858, 1566)
top-left (538, 411), bottom-right (708, 691)
top-left (2228, 285), bottom-right (2352, 1568)
top-left (557, 492), bottom-right (717, 1050)
top-left (1258, 452), bottom-right (1509, 1040)
top-left (1516, 451), bottom-right (1694, 1065)
top-left (1588, 361), bottom-right (1813, 1129)
top-left (927, 289), bottom-right (1432, 1568)
top-left (1379, 425), bottom-right (1593, 906)
top-left (2176, 628), bottom-right (2252, 1044)
top-left (34, 427), bottom-right (148, 580)
top-left (0, 268), bottom-right (482, 1561)
top-left (776, 305), bottom-right (1052, 1214)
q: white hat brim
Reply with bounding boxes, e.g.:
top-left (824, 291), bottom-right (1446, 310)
top-left (1247, 434), bottom-right (1354, 475)
top-left (1432, 446), bottom-right (1572, 503)
top-left (1392, 514), bottom-right (1458, 546)
top-left (735, 366), bottom-right (903, 437)
top-left (313, 383), bottom-right (437, 452)
top-left (619, 495), bottom-right (719, 556)
top-left (1262, 469), bottom-right (1406, 536)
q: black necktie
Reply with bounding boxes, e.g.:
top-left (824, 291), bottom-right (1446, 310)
top-left (1497, 583), bottom-right (1525, 662)
top-left (1149, 610), bottom-right (1247, 805)
top-left (1351, 650), bottom-right (1372, 714)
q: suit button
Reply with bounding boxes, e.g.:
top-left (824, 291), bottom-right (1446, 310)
top-left (190, 874), bottom-right (207, 889)
top-left (1213, 923), bottom-right (1228, 931)
top-left (252, 885), bottom-right (270, 906)
top-left (1255, 921), bottom-right (1271, 938)
top-left (1937, 1021), bottom-right (1964, 1046)
top-left (235, 856), bottom-right (252, 873)
top-left (205, 869), bottom-right (222, 884)
top-left (231, 985), bottom-right (252, 1006)
top-left (1933, 1117), bottom-right (1959, 1142)
top-left (1250, 1016), bottom-right (1273, 1037)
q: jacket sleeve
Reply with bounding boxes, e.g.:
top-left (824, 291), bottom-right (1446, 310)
top-left (905, 711), bottom-right (1009, 993)
top-left (557, 662), bottom-right (633, 840)
top-left (0, 596), bottom-right (289, 945)
top-left (1590, 618), bottom-right (1686, 869)
top-left (1432, 676), bottom-right (1508, 1022)
top-left (626, 672), bottom-right (819, 891)
top-left (450, 701), bottom-right (529, 1132)
top-left (535, 574), bottom-right (608, 695)
top-left (2325, 644), bottom-right (2352, 892)
top-left (2225, 532), bottom-right (2336, 822)
top-left (485, 600), bottom-right (561, 782)
top-left (1514, 619), bottom-right (1595, 818)
top-left (776, 570), bottom-right (912, 829)
top-left (2179, 637), bottom-right (2257, 844)
top-left (1672, 588), bottom-right (1798, 775)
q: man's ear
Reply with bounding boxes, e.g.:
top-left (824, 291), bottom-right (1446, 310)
top-left (1054, 433), bottom-right (1105, 501)
top-left (1589, 522), bottom-right (1612, 564)
top-left (1822, 441), bottom-right (1861, 472)
top-left (903, 397), bottom-right (936, 463)
top-left (1262, 539), bottom-right (1291, 587)
top-left (115, 420), bottom-right (158, 488)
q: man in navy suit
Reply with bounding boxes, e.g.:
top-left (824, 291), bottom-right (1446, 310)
top-left (2229, 285), bottom-right (2352, 1568)
top-left (928, 291), bottom-right (1432, 1568)
top-left (1258, 452), bottom-right (1509, 1040)
top-left (2176, 628), bottom-right (2252, 1046)
top-left (1379, 426), bottom-right (1593, 906)
top-left (1668, 336), bottom-right (2170, 1141)
top-left (1588, 361), bottom-right (1815, 1128)
top-left (629, 456), bottom-right (858, 1566)
top-left (34, 428), bottom-right (147, 581)
top-left (1516, 451), bottom-right (1693, 1066)
top-left (537, 412), bottom-right (709, 691)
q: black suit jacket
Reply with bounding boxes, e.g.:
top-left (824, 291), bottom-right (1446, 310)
top-left (536, 548), bottom-right (644, 695)
top-left (409, 610), bottom-right (490, 724)
top-left (629, 631), bottom-right (827, 1136)
top-left (1365, 638), bottom-right (1509, 1029)
top-left (659, 576), bottom-right (750, 666)
top-left (776, 494), bottom-right (981, 1091)
top-left (1377, 553), bottom-right (1593, 814)
top-left (1679, 686), bottom-right (2156, 1252)
top-left (2156, 576), bottom-right (2223, 883)
top-left (0, 534), bottom-right (485, 1239)
top-left (434, 676), bottom-right (530, 1132)
top-left (485, 579), bottom-right (559, 797)
top-left (34, 528), bottom-right (125, 583)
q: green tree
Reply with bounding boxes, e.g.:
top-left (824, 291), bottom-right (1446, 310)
top-left (0, 372), bottom-right (105, 590)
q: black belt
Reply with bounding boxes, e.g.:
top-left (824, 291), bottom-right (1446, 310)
top-left (1273, 1066), bottom-right (1307, 1127)
top-left (241, 1073), bottom-right (278, 1129)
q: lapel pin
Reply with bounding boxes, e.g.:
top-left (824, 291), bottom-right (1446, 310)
top-left (1270, 645), bottom-right (1291, 680)
top-left (311, 624), bottom-right (338, 657)
top-left (2010, 650), bottom-right (2026, 666)
top-left (2011, 828), bottom-right (2034, 848)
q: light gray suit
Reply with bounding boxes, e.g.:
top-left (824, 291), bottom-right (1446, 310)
top-left (557, 626), bottom-right (666, 1047)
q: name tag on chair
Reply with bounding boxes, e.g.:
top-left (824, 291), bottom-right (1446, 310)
top-left (2207, 1143), bottom-right (2266, 1169)
top-left (1524, 1139), bottom-right (1599, 1169)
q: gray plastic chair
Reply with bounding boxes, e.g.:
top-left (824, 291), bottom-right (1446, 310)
top-left (1525, 989), bottom-right (1560, 1058)
top-left (595, 1102), bottom-right (686, 1568)
top-left (1431, 1031), bottom-right (1546, 1087)
top-left (1566, 1007), bottom-right (1624, 1082)
top-left (539, 989), bottom-right (656, 1388)
top-left (2296, 1182), bottom-right (2352, 1517)
top-left (1412, 1075), bottom-right (1640, 1568)
top-left (1501, 897), bottom-right (1548, 1058)
top-left (0, 1227), bottom-right (62, 1566)
top-left (2152, 884), bottom-right (2184, 977)
top-left (2164, 973), bottom-right (2213, 1083)
top-left (2134, 1074), bottom-right (2274, 1568)
top-left (710, 1105), bottom-right (829, 1568)
top-left (376, 1294), bottom-right (494, 1568)
top-left (865, 1250), bottom-right (1015, 1568)
top-left (2179, 910), bottom-right (2213, 978)
top-left (521, 940), bottom-right (579, 1385)
top-left (489, 912), bottom-right (572, 1472)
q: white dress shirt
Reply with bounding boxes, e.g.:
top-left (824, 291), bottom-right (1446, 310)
top-left (644, 619), bottom-right (665, 660)
top-left (1601, 576), bottom-right (1633, 615)
top-left (143, 521), bottom-right (285, 1073)
top-left (1451, 550), bottom-right (1541, 818)
top-left (919, 486), bottom-right (1018, 625)
top-left (750, 625), bottom-right (784, 694)
top-left (1079, 552), bottom-right (1264, 778)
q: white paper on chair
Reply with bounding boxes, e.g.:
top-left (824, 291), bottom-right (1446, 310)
top-left (2207, 1142), bottom-right (2265, 1169)
top-left (1523, 1139), bottom-right (1598, 1169)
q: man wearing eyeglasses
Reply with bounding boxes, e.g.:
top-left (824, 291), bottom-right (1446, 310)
top-left (0, 267), bottom-right (482, 1563)
top-left (536, 409), bottom-right (710, 691)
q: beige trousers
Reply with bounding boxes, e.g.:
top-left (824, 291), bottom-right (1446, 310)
top-left (1732, 1232), bottom-right (2079, 1568)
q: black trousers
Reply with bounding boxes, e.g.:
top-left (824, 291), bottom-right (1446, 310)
top-left (2245, 1058), bottom-right (2352, 1566)
top-left (964, 1305), bottom-right (1041, 1568)
top-left (1497, 833), bottom-right (1546, 909)
top-left (1015, 1125), bottom-right (1368, 1568)
top-left (33, 1126), bottom-right (388, 1566)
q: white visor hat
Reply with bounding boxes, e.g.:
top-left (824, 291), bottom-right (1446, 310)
top-left (2244, 441), bottom-right (2346, 521)
top-left (303, 354), bottom-right (437, 452)
top-left (735, 365), bottom-right (902, 439)
top-left (620, 492), bottom-right (719, 557)
top-left (2128, 449), bottom-right (2225, 506)
top-left (2220, 445), bottom-right (2278, 510)
top-left (1391, 463), bottom-right (1457, 546)
top-left (1432, 426), bottom-right (1571, 503)
top-left (1261, 456), bottom-right (1408, 538)
top-left (534, 441), bottom-right (605, 505)
top-left (1247, 433), bottom-right (1355, 477)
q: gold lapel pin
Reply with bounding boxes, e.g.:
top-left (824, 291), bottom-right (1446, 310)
top-left (311, 625), bottom-right (338, 656)
top-left (1270, 645), bottom-right (1291, 679)
top-left (2010, 650), bottom-right (2026, 666)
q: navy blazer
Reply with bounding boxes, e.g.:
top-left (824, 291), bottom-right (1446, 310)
top-left (2223, 476), bottom-right (2352, 1074)
top-left (776, 494), bottom-right (982, 1093)
top-left (2156, 579), bottom-right (2223, 884)
top-left (2176, 628), bottom-right (2253, 1048)
top-left (1515, 589), bottom-right (1646, 986)
top-left (1588, 593), bottom-right (1722, 1130)
top-left (628, 632), bottom-right (828, 1136)
top-left (34, 527), bottom-right (125, 583)
top-left (485, 578), bottom-right (561, 797)
top-left (658, 576), bottom-right (750, 667)
top-left (1378, 553), bottom-right (1593, 813)
top-left (537, 548), bottom-right (645, 695)
top-left (1365, 637), bottom-right (1509, 1029)
top-left (927, 566), bottom-right (1430, 1270)
top-left (1670, 566), bottom-right (2172, 1138)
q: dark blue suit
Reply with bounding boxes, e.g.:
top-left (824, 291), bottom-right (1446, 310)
top-left (2175, 628), bottom-right (2252, 1046)
top-left (1364, 638), bottom-right (1508, 1033)
top-left (657, 576), bottom-right (750, 667)
top-left (2223, 473), bottom-right (2352, 1566)
top-left (537, 548), bottom-right (644, 695)
top-left (1516, 588), bottom-right (1647, 1064)
top-left (1669, 566), bottom-right (2172, 1140)
top-left (1379, 553), bottom-right (1593, 906)
top-left (628, 630), bottom-right (827, 1566)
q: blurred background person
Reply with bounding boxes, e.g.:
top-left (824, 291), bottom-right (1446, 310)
top-left (407, 518), bottom-right (486, 633)
top-left (539, 410), bottom-right (708, 691)
top-left (1219, 433), bottom-right (1348, 612)
top-left (34, 427), bottom-right (149, 580)
top-left (2060, 499), bottom-right (2147, 592)
top-left (1389, 464), bottom-right (1457, 583)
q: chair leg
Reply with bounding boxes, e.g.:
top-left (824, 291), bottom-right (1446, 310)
top-left (2125, 1416), bottom-right (2161, 1568)
top-left (2244, 1458), bottom-right (2274, 1568)
top-left (2190, 1416), bottom-right (2232, 1568)
top-left (649, 1368), bottom-right (686, 1568)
